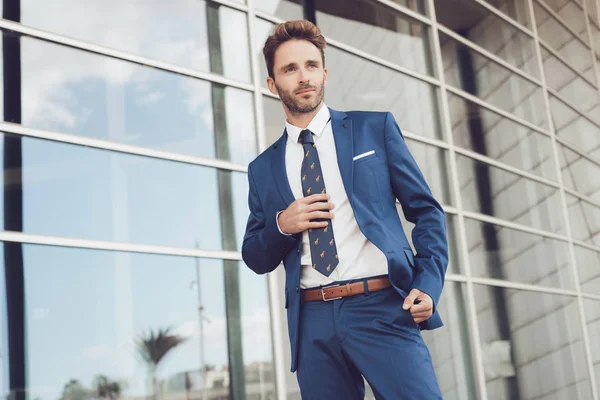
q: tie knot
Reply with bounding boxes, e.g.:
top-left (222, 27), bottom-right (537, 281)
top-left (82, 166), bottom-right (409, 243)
top-left (299, 129), bottom-right (314, 145)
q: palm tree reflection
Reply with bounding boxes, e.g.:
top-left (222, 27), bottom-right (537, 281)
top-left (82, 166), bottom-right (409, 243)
top-left (134, 327), bottom-right (188, 400)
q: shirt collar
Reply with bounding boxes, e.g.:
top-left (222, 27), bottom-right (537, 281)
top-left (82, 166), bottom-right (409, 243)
top-left (285, 103), bottom-right (331, 144)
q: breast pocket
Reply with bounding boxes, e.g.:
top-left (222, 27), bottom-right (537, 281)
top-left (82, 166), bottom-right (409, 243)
top-left (353, 154), bottom-right (383, 212)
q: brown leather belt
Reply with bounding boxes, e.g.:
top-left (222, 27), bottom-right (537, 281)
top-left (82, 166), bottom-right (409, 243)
top-left (302, 276), bottom-right (391, 303)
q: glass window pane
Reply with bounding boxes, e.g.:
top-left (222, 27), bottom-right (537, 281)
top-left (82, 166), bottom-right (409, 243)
top-left (446, 214), bottom-right (462, 275)
top-left (457, 154), bottom-right (564, 234)
top-left (11, 33), bottom-right (257, 165)
top-left (591, 20), bottom-right (600, 58)
top-left (326, 46), bottom-right (443, 140)
top-left (541, 46), bottom-right (600, 126)
top-left (440, 32), bottom-right (546, 128)
top-left (391, 0), bottom-right (427, 15)
top-left (567, 194), bottom-right (600, 247)
top-left (422, 283), bottom-right (477, 400)
top-left (558, 143), bottom-right (600, 203)
top-left (534, 2), bottom-right (596, 82)
top-left (474, 285), bottom-right (593, 399)
top-left (435, 0), bottom-right (537, 77)
top-left (485, 0), bottom-right (531, 27)
top-left (537, 0), bottom-right (589, 43)
top-left (253, 0), bottom-right (303, 20)
top-left (0, 132), bottom-right (249, 252)
top-left (255, 19), bottom-right (277, 91)
top-left (316, 0), bottom-right (435, 76)
top-left (21, 1), bottom-right (250, 82)
top-left (588, 0), bottom-right (600, 26)
top-left (10, 244), bottom-right (274, 400)
top-left (448, 93), bottom-right (556, 181)
top-left (465, 218), bottom-right (574, 289)
top-left (404, 139), bottom-right (453, 206)
top-left (575, 246), bottom-right (600, 294)
top-left (584, 298), bottom-right (600, 388)
top-left (551, 95), bottom-right (600, 158)
top-left (262, 95), bottom-right (287, 147)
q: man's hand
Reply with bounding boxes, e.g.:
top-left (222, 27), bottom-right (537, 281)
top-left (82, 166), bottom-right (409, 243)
top-left (403, 288), bottom-right (433, 324)
top-left (278, 194), bottom-right (335, 235)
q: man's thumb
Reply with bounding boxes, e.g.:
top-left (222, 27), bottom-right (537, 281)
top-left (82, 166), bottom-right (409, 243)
top-left (403, 293), bottom-right (415, 310)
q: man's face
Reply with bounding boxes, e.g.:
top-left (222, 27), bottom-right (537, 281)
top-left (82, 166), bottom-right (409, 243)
top-left (267, 39), bottom-right (327, 115)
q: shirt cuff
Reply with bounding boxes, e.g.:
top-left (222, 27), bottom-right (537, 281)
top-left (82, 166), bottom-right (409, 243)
top-left (276, 210), bottom-right (292, 236)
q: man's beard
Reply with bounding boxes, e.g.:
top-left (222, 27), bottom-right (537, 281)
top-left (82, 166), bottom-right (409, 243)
top-left (275, 81), bottom-right (325, 115)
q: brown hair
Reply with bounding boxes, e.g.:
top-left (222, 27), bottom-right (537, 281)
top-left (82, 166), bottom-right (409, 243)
top-left (262, 20), bottom-right (326, 79)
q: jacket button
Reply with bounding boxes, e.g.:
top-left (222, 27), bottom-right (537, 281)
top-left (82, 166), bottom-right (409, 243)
top-left (296, 286), bottom-right (299, 293)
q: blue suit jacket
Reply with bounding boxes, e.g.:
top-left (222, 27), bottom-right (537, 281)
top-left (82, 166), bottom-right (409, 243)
top-left (242, 108), bottom-right (448, 372)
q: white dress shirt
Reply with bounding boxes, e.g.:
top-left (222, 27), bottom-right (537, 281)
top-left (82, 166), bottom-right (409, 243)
top-left (278, 104), bottom-right (389, 289)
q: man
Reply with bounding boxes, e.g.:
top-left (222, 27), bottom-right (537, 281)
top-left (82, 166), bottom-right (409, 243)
top-left (242, 20), bottom-right (448, 399)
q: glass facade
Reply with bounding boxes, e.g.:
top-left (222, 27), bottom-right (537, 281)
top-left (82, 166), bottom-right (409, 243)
top-left (1, 0), bottom-right (600, 399)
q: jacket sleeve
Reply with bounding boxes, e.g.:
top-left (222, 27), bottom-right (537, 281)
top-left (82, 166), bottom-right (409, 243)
top-left (242, 164), bottom-right (298, 274)
top-left (383, 112), bottom-right (448, 308)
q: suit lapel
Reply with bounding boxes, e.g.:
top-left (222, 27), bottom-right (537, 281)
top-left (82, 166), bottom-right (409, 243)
top-left (271, 131), bottom-right (296, 207)
top-left (330, 108), bottom-right (354, 205)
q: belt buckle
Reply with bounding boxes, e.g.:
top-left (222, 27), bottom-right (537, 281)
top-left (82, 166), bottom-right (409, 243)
top-left (322, 284), bottom-right (342, 302)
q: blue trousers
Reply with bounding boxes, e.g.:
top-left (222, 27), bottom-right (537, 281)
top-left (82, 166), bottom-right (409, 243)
top-left (296, 281), bottom-right (442, 399)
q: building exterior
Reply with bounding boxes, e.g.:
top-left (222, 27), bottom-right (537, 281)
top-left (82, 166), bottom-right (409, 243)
top-left (0, 0), bottom-right (599, 399)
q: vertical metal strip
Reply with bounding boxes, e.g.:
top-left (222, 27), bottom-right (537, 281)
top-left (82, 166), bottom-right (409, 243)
top-left (425, 0), bottom-right (489, 398)
top-left (245, 1), bottom-right (288, 399)
top-left (2, 1), bottom-right (27, 399)
top-left (527, 1), bottom-right (599, 398)
top-left (584, 0), bottom-right (600, 108)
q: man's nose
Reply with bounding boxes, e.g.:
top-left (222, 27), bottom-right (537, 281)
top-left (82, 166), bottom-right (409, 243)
top-left (298, 68), bottom-right (310, 85)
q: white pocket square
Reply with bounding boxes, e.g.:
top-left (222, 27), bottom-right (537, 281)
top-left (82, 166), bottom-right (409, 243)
top-left (353, 150), bottom-right (375, 161)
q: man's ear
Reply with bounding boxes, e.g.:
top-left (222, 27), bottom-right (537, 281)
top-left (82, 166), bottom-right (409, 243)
top-left (267, 76), bottom-right (278, 96)
top-left (323, 67), bottom-right (328, 85)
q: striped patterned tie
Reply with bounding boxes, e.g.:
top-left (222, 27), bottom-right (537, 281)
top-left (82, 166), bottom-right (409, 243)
top-left (299, 129), bottom-right (339, 277)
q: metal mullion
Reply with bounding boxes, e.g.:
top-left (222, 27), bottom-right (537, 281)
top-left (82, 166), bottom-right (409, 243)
top-left (471, 0), bottom-right (536, 38)
top-left (372, 0), bottom-right (432, 25)
top-left (256, 0), bottom-right (433, 27)
top-left (444, 205), bottom-right (460, 215)
top-left (547, 87), bottom-right (600, 130)
top-left (210, 0), bottom-right (249, 13)
top-left (454, 146), bottom-right (559, 189)
top-left (0, 19), bottom-right (256, 93)
top-left (254, 10), bottom-right (286, 25)
top-left (438, 25), bottom-right (542, 87)
top-left (245, 2), bottom-right (287, 399)
top-left (565, 188), bottom-right (600, 211)
top-left (402, 131), bottom-right (450, 149)
top-left (583, 0), bottom-right (600, 118)
top-left (0, 230), bottom-right (242, 260)
top-left (540, 39), bottom-right (598, 89)
top-left (528, 1), bottom-right (599, 398)
top-left (556, 137), bottom-right (600, 169)
top-left (261, 88), bottom-right (279, 99)
top-left (427, 1), bottom-right (488, 398)
top-left (0, 122), bottom-right (249, 172)
top-left (254, 11), bottom-right (441, 87)
top-left (462, 210), bottom-right (569, 242)
top-left (446, 274), bottom-right (468, 282)
top-left (582, 292), bottom-right (600, 301)
top-left (469, 277), bottom-right (580, 297)
top-left (572, 238), bottom-right (600, 254)
top-left (537, 0), bottom-right (591, 49)
top-left (446, 86), bottom-right (550, 136)
top-left (324, 36), bottom-right (440, 86)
